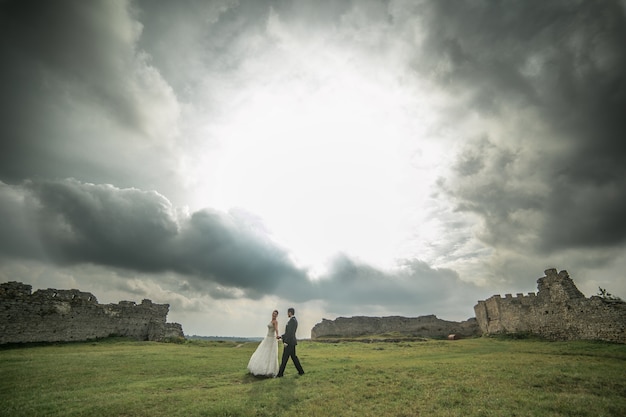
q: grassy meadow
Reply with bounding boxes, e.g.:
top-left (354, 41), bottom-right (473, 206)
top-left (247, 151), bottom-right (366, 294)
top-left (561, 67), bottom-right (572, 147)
top-left (1, 336), bottom-right (625, 417)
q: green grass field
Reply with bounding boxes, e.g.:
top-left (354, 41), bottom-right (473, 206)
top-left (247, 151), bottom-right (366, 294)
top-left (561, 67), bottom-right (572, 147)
top-left (1, 337), bottom-right (625, 417)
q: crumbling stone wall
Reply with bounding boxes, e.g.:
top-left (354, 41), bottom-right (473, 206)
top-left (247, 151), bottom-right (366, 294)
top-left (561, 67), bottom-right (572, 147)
top-left (311, 314), bottom-right (480, 339)
top-left (474, 268), bottom-right (626, 343)
top-left (0, 281), bottom-right (184, 344)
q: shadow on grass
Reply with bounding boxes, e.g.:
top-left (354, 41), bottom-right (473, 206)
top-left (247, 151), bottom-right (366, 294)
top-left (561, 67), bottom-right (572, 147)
top-left (242, 372), bottom-right (301, 415)
top-left (242, 373), bottom-right (275, 383)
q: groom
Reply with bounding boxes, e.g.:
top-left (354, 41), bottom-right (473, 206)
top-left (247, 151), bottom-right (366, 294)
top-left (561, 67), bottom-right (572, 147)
top-left (276, 307), bottom-right (304, 377)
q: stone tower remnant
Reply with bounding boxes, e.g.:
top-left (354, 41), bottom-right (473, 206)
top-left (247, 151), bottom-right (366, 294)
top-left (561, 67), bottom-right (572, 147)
top-left (0, 281), bottom-right (184, 344)
top-left (474, 268), bottom-right (626, 343)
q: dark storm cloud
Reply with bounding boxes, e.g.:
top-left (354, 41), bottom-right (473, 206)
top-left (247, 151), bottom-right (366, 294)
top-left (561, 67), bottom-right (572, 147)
top-left (0, 179), bottom-right (308, 298)
top-left (295, 254), bottom-right (483, 316)
top-left (0, 0), bottom-right (179, 191)
top-left (411, 0), bottom-right (626, 254)
top-left (0, 177), bottom-right (475, 310)
top-left (171, 208), bottom-right (308, 295)
top-left (27, 179), bottom-right (179, 268)
top-left (1, 0), bottom-right (144, 130)
top-left (0, 174), bottom-right (472, 311)
top-left (0, 182), bottom-right (43, 259)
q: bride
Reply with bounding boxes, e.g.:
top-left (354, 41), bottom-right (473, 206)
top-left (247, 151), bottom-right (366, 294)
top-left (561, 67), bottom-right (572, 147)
top-left (247, 309), bottom-right (280, 377)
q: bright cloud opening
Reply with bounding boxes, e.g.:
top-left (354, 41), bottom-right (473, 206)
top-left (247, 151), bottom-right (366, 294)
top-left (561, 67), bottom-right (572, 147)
top-left (191, 43), bottom-right (447, 274)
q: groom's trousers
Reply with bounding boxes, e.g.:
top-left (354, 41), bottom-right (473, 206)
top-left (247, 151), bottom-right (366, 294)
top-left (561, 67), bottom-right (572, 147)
top-left (278, 344), bottom-right (304, 376)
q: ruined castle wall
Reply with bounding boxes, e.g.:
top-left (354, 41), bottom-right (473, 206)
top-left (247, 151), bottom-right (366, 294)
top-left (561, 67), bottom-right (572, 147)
top-left (474, 269), bottom-right (626, 343)
top-left (311, 315), bottom-right (480, 339)
top-left (0, 281), bottom-right (184, 344)
top-left (523, 296), bottom-right (626, 342)
top-left (476, 293), bottom-right (537, 334)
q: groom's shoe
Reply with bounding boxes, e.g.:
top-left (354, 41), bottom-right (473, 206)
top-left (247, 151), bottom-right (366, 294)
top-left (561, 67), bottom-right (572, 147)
top-left (276, 374), bottom-right (283, 378)
top-left (298, 371), bottom-right (305, 375)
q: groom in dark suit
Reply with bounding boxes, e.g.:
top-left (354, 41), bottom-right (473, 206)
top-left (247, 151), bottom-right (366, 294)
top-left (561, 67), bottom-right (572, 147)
top-left (276, 307), bottom-right (304, 377)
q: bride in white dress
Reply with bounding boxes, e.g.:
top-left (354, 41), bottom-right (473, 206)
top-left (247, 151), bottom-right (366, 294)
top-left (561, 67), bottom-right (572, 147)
top-left (247, 309), bottom-right (280, 377)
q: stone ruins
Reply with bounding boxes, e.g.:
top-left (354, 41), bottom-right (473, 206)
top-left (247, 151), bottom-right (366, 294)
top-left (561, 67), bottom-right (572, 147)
top-left (311, 314), bottom-right (480, 340)
top-left (312, 268), bottom-right (625, 343)
top-left (3, 268), bottom-right (624, 345)
top-left (0, 281), bottom-right (184, 345)
top-left (474, 268), bottom-right (626, 343)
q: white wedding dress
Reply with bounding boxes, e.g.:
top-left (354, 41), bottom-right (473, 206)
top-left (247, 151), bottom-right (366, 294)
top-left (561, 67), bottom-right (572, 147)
top-left (247, 322), bottom-right (279, 377)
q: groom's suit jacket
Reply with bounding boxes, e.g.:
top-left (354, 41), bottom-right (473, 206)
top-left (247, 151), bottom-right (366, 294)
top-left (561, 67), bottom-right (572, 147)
top-left (281, 316), bottom-right (298, 346)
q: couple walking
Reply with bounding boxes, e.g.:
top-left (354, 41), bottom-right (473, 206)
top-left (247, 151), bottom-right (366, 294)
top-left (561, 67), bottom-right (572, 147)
top-left (247, 307), bottom-right (305, 378)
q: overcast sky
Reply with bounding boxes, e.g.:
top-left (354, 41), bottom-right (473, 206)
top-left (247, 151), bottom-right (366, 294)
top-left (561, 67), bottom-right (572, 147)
top-left (1, 0), bottom-right (625, 337)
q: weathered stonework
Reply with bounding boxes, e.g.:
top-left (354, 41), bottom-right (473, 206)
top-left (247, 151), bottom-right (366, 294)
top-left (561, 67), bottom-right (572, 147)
top-left (474, 268), bottom-right (626, 343)
top-left (0, 281), bottom-right (184, 344)
top-left (311, 314), bottom-right (480, 339)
